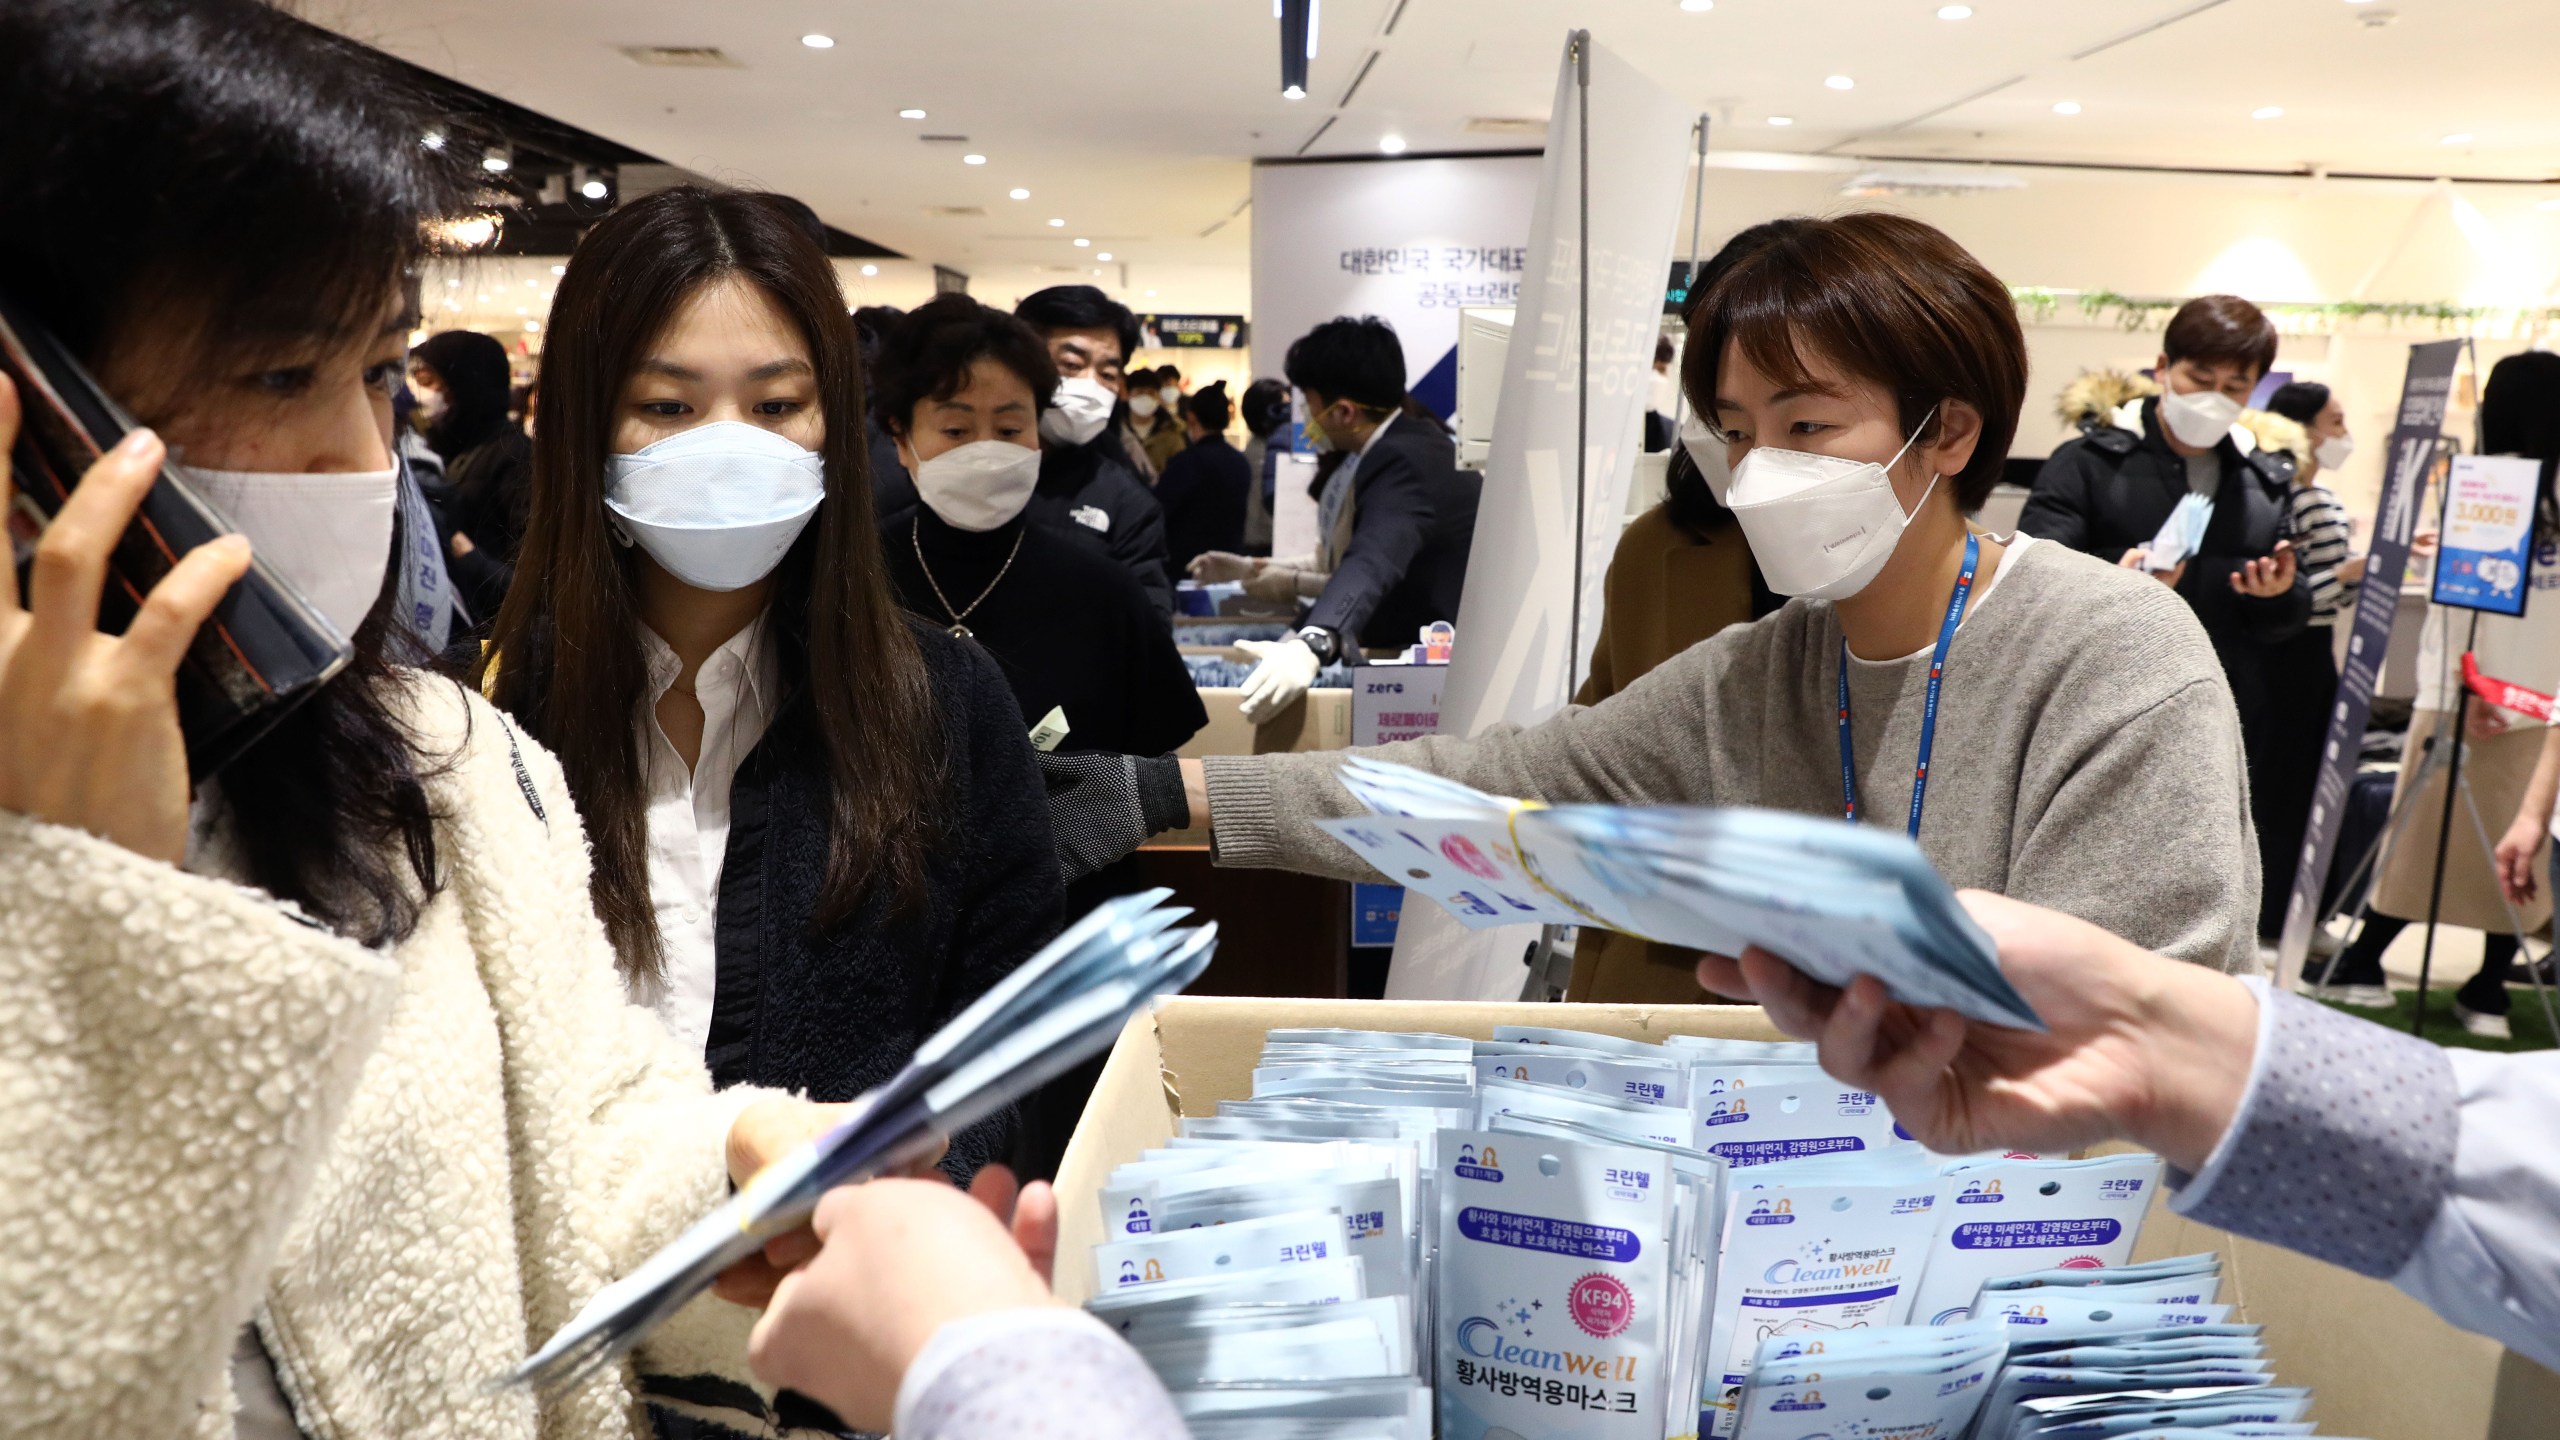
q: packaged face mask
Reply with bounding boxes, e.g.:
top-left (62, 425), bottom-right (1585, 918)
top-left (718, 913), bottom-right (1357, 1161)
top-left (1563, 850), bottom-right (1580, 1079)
top-left (1692, 1078), bottom-right (1907, 1169)
top-left (1437, 1130), bottom-right (1674, 1440)
top-left (1908, 1155), bottom-right (2163, 1325)
top-left (1095, 1209), bottom-right (1351, 1293)
top-left (1474, 1046), bottom-right (1689, 1110)
top-left (1982, 1300), bottom-right (2233, 1335)
top-left (1491, 1026), bottom-right (1672, 1060)
top-left (1087, 1253), bottom-right (1371, 1331)
top-left (2010, 1385), bottom-right (2308, 1438)
top-left (1978, 1251), bottom-right (2218, 1297)
top-left (1137, 1310), bottom-right (1412, 1388)
top-left (1736, 1326), bottom-right (2008, 1440)
top-left (1154, 1178), bottom-right (1412, 1299)
top-left (1268, 1028), bottom-right (1472, 1051)
top-left (1479, 1078), bottom-right (1696, 1150)
top-left (1702, 1169), bottom-right (1946, 1437)
top-left (1661, 1037), bottom-right (1817, 1064)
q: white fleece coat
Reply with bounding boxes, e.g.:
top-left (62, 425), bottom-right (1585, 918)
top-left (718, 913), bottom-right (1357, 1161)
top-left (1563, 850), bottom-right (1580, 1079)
top-left (0, 676), bottom-right (769, 1440)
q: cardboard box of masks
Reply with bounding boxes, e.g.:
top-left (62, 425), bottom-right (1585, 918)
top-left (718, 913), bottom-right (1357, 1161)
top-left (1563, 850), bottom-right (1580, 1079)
top-left (1054, 996), bottom-right (2560, 1440)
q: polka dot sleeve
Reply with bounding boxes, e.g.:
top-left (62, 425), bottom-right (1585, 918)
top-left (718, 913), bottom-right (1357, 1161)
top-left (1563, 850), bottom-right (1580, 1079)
top-left (2172, 978), bottom-right (2458, 1279)
top-left (895, 1308), bottom-right (1190, 1440)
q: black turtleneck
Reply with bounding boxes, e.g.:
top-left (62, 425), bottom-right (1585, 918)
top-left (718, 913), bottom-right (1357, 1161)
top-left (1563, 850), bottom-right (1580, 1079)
top-left (883, 507), bottom-right (1206, 762)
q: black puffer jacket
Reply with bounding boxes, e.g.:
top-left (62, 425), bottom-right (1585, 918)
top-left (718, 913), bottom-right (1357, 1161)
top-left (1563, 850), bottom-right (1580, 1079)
top-left (706, 619), bottom-right (1063, 1182)
top-left (2017, 396), bottom-right (2312, 720)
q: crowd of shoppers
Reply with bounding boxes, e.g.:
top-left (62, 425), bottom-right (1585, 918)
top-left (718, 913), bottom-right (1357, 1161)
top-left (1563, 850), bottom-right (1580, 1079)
top-left (11, 4), bottom-right (2560, 1439)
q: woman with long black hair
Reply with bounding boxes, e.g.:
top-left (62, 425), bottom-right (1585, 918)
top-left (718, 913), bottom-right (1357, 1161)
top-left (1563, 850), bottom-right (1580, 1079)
top-left (0, 5), bottom-right (851, 1435)
top-left (408, 328), bottom-right (532, 627)
top-left (484, 190), bottom-right (1062, 1185)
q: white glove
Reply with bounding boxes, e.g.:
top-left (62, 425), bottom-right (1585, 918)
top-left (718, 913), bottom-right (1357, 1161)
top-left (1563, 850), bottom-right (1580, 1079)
top-left (1235, 636), bottom-right (1321, 725)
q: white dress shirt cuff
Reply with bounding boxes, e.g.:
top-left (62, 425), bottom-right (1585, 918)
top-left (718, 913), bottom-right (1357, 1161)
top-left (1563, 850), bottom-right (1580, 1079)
top-left (892, 1306), bottom-right (1118, 1438)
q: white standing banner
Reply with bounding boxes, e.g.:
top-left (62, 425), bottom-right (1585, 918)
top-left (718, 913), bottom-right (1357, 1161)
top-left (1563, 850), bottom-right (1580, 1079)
top-left (1249, 154), bottom-right (1540, 416)
top-left (1387, 33), bottom-right (1694, 1001)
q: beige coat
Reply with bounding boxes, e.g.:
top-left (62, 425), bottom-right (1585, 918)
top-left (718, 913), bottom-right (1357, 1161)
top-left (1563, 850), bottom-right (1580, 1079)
top-left (0, 676), bottom-right (770, 1440)
top-left (2371, 709), bottom-right (2556, 934)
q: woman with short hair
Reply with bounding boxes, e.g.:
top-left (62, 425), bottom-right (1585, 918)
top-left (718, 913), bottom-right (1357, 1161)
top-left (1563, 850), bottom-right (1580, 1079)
top-left (1160, 213), bottom-right (2263, 975)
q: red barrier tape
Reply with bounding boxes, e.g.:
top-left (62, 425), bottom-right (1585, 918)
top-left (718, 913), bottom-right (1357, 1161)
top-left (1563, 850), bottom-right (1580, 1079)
top-left (2463, 651), bottom-right (2556, 723)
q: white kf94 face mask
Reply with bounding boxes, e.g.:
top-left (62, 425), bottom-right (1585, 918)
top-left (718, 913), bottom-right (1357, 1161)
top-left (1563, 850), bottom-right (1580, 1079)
top-left (603, 421), bottom-right (825, 592)
top-left (172, 460), bottom-right (398, 641)
top-left (1038, 375), bottom-right (1117, 447)
top-left (1678, 412), bottom-right (1736, 504)
top-left (2313, 432), bottom-right (2354, 472)
top-left (2155, 382), bottom-right (2241, 449)
top-left (1724, 404), bottom-right (1939, 601)
top-left (912, 438), bottom-right (1043, 532)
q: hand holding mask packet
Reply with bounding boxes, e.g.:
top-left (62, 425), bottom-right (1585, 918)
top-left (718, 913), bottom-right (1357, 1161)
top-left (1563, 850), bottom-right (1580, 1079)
top-left (504, 890), bottom-right (1215, 1393)
top-left (1315, 759), bottom-right (2043, 1032)
top-left (0, 285), bottom-right (352, 779)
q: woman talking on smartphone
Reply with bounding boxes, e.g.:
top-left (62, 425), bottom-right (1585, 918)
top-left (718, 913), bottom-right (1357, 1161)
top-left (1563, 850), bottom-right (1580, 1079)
top-left (484, 189), bottom-right (1062, 1186)
top-left (0, 6), bottom-right (856, 1436)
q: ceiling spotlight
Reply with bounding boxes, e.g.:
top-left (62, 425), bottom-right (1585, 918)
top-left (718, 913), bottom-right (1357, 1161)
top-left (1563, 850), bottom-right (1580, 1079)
top-left (1379, 135), bottom-right (1408, 155)
top-left (861, 263), bottom-right (880, 276)
top-left (1767, 115), bottom-right (1795, 127)
top-left (1009, 187), bottom-right (1031, 200)
top-left (550, 265), bottom-right (566, 276)
top-left (1936, 4), bottom-right (1972, 16)
top-left (2251, 105), bottom-right (2284, 120)
top-left (481, 145), bottom-right (512, 173)
top-left (898, 108), bottom-right (927, 120)
top-left (1048, 217), bottom-right (1066, 227)
top-left (2053, 100), bottom-right (2082, 115)
top-left (421, 129), bottom-right (447, 150)
top-left (1679, 0), bottom-right (1713, 11)
top-left (1097, 252), bottom-right (1114, 261)
top-left (1283, 85), bottom-right (1307, 100)
top-left (2441, 131), bottom-right (2474, 145)
top-left (800, 33), bottom-right (834, 49)
top-left (581, 178), bottom-right (609, 200)
top-left (524, 319), bottom-right (541, 332)
top-left (1073, 237), bottom-right (1091, 247)
top-left (963, 153), bottom-right (988, 165)
top-left (1825, 75), bottom-right (1855, 90)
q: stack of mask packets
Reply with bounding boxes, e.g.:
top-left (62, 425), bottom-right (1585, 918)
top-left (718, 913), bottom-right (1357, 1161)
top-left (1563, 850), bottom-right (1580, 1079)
top-left (1733, 1250), bottom-right (2362, 1438)
top-left (1079, 1022), bottom-right (2233, 1440)
top-left (1311, 759), bottom-right (2045, 1031)
top-left (2139, 492), bottom-right (2215, 576)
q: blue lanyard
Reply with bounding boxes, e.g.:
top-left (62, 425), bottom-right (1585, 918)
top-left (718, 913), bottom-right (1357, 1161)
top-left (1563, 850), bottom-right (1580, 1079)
top-left (1838, 532), bottom-right (1979, 839)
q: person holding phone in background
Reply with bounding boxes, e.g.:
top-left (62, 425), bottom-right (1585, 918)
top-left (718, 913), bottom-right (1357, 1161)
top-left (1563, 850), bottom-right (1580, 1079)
top-left (0, 6), bottom-right (859, 1435)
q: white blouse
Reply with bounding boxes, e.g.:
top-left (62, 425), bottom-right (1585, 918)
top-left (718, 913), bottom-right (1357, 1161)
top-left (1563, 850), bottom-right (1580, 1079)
top-left (627, 613), bottom-right (781, 1054)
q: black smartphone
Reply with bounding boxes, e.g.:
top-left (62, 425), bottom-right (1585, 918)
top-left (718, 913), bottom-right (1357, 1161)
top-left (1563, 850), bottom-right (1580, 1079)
top-left (0, 286), bottom-right (352, 781)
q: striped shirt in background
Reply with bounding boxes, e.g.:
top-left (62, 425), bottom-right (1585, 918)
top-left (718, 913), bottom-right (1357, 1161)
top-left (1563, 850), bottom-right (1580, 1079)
top-left (2283, 482), bottom-right (2359, 624)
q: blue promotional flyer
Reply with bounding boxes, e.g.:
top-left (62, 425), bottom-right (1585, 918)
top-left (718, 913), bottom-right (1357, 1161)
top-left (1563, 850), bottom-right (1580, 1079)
top-left (2431, 453), bottom-right (2543, 616)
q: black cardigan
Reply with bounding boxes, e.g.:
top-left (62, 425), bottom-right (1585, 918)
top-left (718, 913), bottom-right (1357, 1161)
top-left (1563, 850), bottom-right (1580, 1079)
top-left (706, 619), bottom-right (1064, 1182)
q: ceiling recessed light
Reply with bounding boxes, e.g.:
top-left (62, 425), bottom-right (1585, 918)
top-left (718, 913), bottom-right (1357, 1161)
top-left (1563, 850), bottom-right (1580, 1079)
top-left (860, 263), bottom-right (879, 276)
top-left (481, 145), bottom-right (511, 173)
top-left (1073, 237), bottom-right (1090, 247)
top-left (1379, 135), bottom-right (1408, 155)
top-left (1937, 4), bottom-right (1972, 16)
top-left (1097, 252), bottom-right (1114, 261)
top-left (524, 319), bottom-right (541, 332)
top-left (2251, 105), bottom-right (2284, 120)
top-left (550, 265), bottom-right (566, 276)
top-left (800, 33), bottom-right (833, 49)
top-left (898, 107), bottom-right (927, 120)
top-left (963, 153), bottom-right (987, 165)
top-left (1825, 75), bottom-right (1854, 90)
top-left (1678, 0), bottom-right (1713, 11)
top-left (581, 178), bottom-right (609, 200)
top-left (2053, 100), bottom-right (2081, 115)
top-left (2441, 131), bottom-right (2474, 145)
top-left (1767, 115), bottom-right (1795, 126)
top-left (1283, 84), bottom-right (1307, 100)
top-left (1048, 217), bottom-right (1066, 227)
top-left (1009, 187), bottom-right (1031, 200)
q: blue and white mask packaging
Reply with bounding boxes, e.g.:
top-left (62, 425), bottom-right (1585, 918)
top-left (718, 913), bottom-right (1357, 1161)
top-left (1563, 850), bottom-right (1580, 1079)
top-left (1480, 1077), bottom-right (1699, 1151)
top-left (1733, 1323), bottom-right (2008, 1440)
top-left (1692, 1077), bottom-right (1907, 1169)
top-left (1095, 1209), bottom-right (1353, 1293)
top-left (1474, 1042), bottom-right (1691, 1111)
top-left (1907, 1155), bottom-right (2163, 1325)
top-left (1436, 1129), bottom-right (1674, 1440)
top-left (1702, 1160), bottom-right (1946, 1436)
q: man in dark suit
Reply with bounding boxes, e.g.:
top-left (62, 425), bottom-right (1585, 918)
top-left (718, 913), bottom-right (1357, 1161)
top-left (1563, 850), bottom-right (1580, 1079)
top-left (1227, 315), bottom-right (1481, 723)
top-left (1152, 380), bottom-right (1251, 575)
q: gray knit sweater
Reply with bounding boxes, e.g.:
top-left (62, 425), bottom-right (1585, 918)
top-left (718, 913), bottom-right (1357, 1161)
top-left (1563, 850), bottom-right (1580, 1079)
top-left (1204, 538), bottom-right (2261, 974)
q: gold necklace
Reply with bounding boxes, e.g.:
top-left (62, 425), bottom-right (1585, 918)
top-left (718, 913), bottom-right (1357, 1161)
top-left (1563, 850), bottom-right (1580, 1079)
top-left (912, 521), bottom-right (1024, 640)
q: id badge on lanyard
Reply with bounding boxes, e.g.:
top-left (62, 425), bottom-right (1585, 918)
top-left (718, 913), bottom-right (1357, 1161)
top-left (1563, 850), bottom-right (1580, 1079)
top-left (1837, 532), bottom-right (1979, 839)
